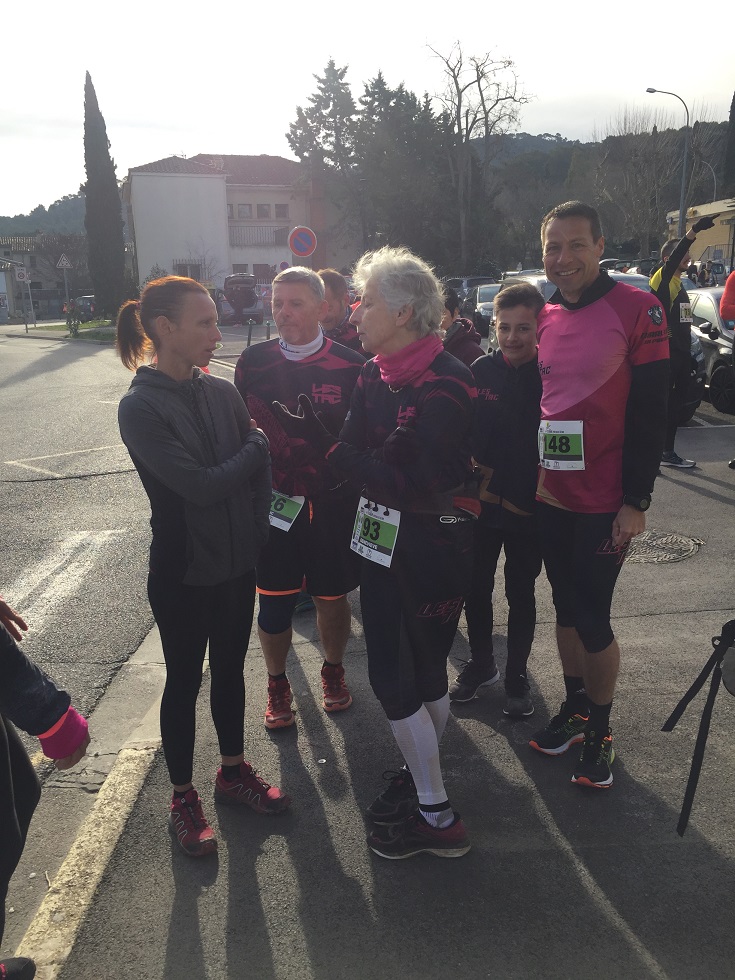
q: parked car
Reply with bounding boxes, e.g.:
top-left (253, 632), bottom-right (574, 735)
top-left (219, 273), bottom-right (264, 325)
top-left (74, 295), bottom-right (96, 322)
top-left (460, 282), bottom-right (503, 337)
top-left (689, 287), bottom-right (735, 414)
top-left (443, 275), bottom-right (497, 300)
top-left (500, 268), bottom-right (543, 280)
top-left (624, 258), bottom-right (660, 277)
top-left (504, 272), bottom-right (705, 422)
top-left (600, 259), bottom-right (638, 271)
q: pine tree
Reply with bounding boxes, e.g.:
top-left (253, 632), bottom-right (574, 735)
top-left (83, 72), bottom-right (125, 317)
top-left (723, 90), bottom-right (735, 198)
top-left (287, 60), bottom-right (357, 173)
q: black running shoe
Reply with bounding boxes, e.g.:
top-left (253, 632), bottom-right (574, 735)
top-left (572, 728), bottom-right (615, 788)
top-left (503, 675), bottom-right (534, 718)
top-left (661, 450), bottom-right (695, 469)
top-left (529, 701), bottom-right (589, 755)
top-left (449, 658), bottom-right (501, 702)
top-left (366, 769), bottom-right (418, 824)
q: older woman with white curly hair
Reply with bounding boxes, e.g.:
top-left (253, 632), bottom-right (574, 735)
top-left (273, 246), bottom-right (478, 859)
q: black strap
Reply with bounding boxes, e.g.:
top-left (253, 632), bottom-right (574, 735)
top-left (661, 620), bottom-right (735, 835)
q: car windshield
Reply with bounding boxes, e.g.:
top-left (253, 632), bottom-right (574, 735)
top-left (612, 274), bottom-right (651, 291)
top-left (477, 285), bottom-right (501, 303)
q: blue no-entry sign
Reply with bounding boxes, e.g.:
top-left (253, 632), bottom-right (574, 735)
top-left (288, 226), bottom-right (318, 258)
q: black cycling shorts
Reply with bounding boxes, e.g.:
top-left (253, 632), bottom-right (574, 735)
top-left (360, 514), bottom-right (474, 720)
top-left (537, 501), bottom-right (628, 654)
top-left (256, 491), bottom-right (361, 599)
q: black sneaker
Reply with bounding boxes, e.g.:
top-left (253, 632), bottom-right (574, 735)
top-left (503, 677), bottom-right (534, 718)
top-left (368, 810), bottom-right (470, 859)
top-left (529, 701), bottom-right (589, 755)
top-left (366, 769), bottom-right (418, 824)
top-left (448, 658), bottom-right (501, 702)
top-left (572, 728), bottom-right (615, 788)
top-left (661, 451), bottom-right (695, 469)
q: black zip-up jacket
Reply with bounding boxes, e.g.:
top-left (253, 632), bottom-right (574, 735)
top-left (118, 367), bottom-right (271, 587)
top-left (471, 349), bottom-right (541, 529)
top-left (1, 621), bottom-right (70, 739)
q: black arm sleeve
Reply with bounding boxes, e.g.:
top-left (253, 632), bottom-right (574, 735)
top-left (622, 359), bottom-right (670, 496)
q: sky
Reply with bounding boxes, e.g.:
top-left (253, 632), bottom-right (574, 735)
top-left (1, 0), bottom-right (732, 217)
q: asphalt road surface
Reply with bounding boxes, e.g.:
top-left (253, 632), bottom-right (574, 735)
top-left (3, 328), bottom-right (735, 980)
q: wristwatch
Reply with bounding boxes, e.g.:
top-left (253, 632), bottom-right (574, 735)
top-left (623, 494), bottom-right (651, 512)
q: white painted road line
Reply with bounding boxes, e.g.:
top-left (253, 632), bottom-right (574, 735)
top-left (4, 445), bottom-right (128, 478)
top-left (7, 445), bottom-right (124, 463)
top-left (5, 531), bottom-right (127, 633)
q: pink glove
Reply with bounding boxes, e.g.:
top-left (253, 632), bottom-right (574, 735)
top-left (39, 707), bottom-right (89, 760)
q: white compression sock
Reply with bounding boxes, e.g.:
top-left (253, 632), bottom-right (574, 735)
top-left (423, 692), bottom-right (450, 744)
top-left (389, 705), bottom-right (448, 806)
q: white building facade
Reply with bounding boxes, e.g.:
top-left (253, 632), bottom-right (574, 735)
top-left (123, 154), bottom-right (355, 288)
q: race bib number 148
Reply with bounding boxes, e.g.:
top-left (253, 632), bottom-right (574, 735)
top-left (539, 420), bottom-right (585, 471)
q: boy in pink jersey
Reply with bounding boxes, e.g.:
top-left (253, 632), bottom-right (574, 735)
top-left (529, 201), bottom-right (669, 788)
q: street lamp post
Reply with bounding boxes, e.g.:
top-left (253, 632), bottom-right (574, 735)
top-left (699, 159), bottom-right (717, 203)
top-left (646, 87), bottom-right (690, 238)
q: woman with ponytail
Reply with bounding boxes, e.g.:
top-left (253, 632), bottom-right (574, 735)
top-left (116, 277), bottom-right (289, 858)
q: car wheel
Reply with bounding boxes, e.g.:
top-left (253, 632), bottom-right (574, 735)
top-left (708, 365), bottom-right (735, 414)
top-left (254, 315), bottom-right (264, 325)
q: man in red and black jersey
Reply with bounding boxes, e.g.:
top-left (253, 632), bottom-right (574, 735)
top-left (234, 267), bottom-right (364, 731)
top-left (529, 201), bottom-right (669, 789)
top-left (318, 268), bottom-right (364, 354)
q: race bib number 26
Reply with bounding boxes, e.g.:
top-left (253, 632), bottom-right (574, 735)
top-left (269, 491), bottom-right (305, 531)
top-left (539, 420), bottom-right (585, 471)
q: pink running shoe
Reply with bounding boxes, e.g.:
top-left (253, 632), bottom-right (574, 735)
top-left (214, 762), bottom-right (291, 814)
top-left (168, 788), bottom-right (217, 857)
top-left (321, 662), bottom-right (353, 713)
top-left (265, 676), bottom-right (296, 729)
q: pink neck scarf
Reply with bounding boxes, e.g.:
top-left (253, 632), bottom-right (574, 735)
top-left (374, 334), bottom-right (444, 389)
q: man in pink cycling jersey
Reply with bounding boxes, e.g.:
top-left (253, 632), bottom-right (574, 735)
top-left (529, 201), bottom-right (669, 788)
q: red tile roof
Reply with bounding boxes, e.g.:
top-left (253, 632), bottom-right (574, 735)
top-left (192, 154), bottom-right (303, 185)
top-left (128, 156), bottom-right (223, 176)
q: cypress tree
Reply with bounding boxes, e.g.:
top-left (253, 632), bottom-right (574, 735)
top-left (723, 90), bottom-right (735, 199)
top-left (83, 72), bottom-right (125, 317)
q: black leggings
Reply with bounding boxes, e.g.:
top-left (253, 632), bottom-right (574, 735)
top-left (0, 715), bottom-right (41, 945)
top-left (537, 502), bottom-right (627, 654)
top-left (464, 522), bottom-right (542, 679)
top-left (665, 348), bottom-right (691, 451)
top-left (147, 571), bottom-right (256, 786)
top-left (360, 516), bottom-right (473, 720)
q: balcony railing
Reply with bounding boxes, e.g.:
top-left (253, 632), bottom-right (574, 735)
top-left (229, 225), bottom-right (289, 247)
